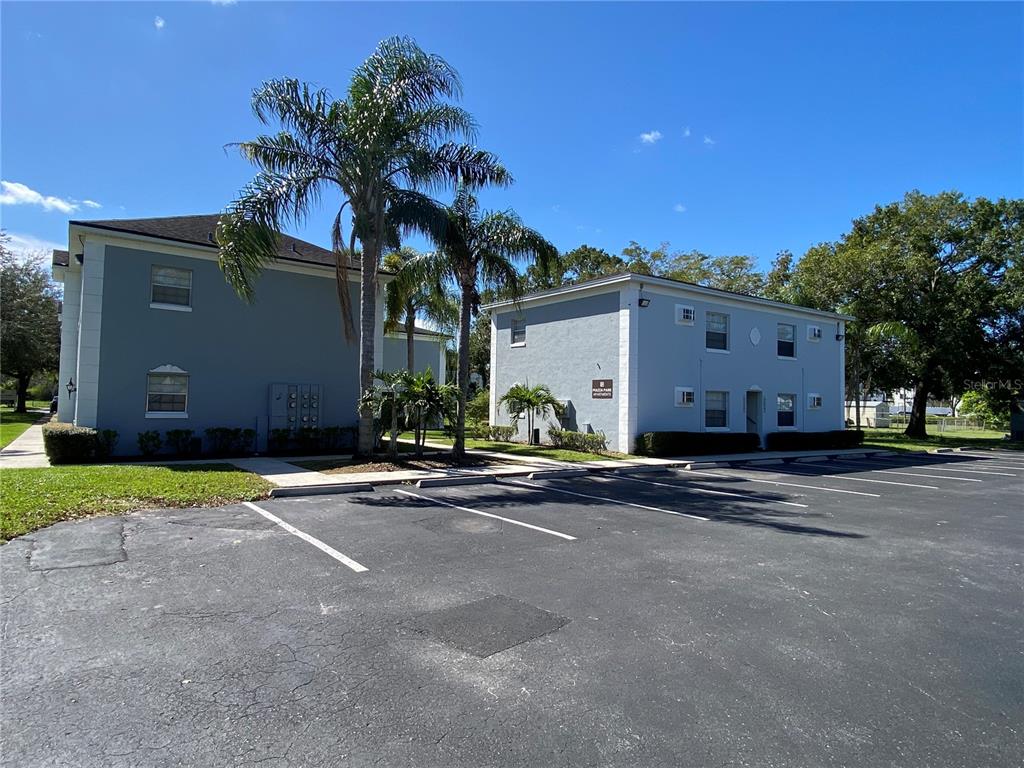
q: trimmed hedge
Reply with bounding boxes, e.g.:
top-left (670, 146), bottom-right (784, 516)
top-left (205, 427), bottom-right (256, 457)
top-left (42, 423), bottom-right (98, 464)
top-left (764, 429), bottom-right (864, 451)
top-left (486, 425), bottom-right (517, 442)
top-left (635, 431), bottom-right (761, 457)
top-left (548, 427), bottom-right (608, 453)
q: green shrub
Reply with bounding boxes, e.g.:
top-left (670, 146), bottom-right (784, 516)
top-left (137, 430), bottom-right (162, 457)
top-left (548, 427), bottom-right (608, 453)
top-left (487, 425), bottom-right (517, 442)
top-left (320, 426), bottom-right (355, 452)
top-left (295, 427), bottom-right (321, 453)
top-left (94, 430), bottom-right (119, 460)
top-left (42, 423), bottom-right (97, 464)
top-left (204, 427), bottom-right (255, 457)
top-left (165, 429), bottom-right (198, 457)
top-left (634, 431), bottom-right (761, 457)
top-left (466, 389), bottom-right (490, 424)
top-left (764, 430), bottom-right (864, 451)
top-left (268, 428), bottom-right (292, 454)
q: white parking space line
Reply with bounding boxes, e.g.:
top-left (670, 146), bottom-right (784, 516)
top-left (243, 501), bottom-right (368, 573)
top-left (949, 463), bottom-right (1024, 471)
top-left (830, 460), bottom-right (984, 482)
top-left (609, 474), bottom-right (810, 509)
top-left (951, 452), bottom-right (1024, 463)
top-left (394, 488), bottom-right (577, 541)
top-left (907, 466), bottom-right (1017, 477)
top-left (684, 469), bottom-right (882, 497)
top-left (786, 465), bottom-right (940, 490)
top-left (503, 478), bottom-right (711, 522)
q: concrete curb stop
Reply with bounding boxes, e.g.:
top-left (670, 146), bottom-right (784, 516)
top-left (270, 483), bottom-right (374, 498)
top-left (612, 465), bottom-right (672, 475)
top-left (744, 458), bottom-right (786, 466)
top-left (684, 461), bottom-right (730, 470)
top-left (416, 475), bottom-right (497, 489)
top-left (792, 455), bottom-right (831, 463)
top-left (527, 469), bottom-right (590, 480)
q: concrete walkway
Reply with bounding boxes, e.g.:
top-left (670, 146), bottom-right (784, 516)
top-left (0, 412), bottom-right (51, 469)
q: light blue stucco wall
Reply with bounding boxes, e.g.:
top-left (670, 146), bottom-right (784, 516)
top-left (492, 291), bottom-right (621, 446)
top-left (635, 287), bottom-right (845, 439)
top-left (96, 245), bottom-right (361, 454)
top-left (382, 336), bottom-right (446, 379)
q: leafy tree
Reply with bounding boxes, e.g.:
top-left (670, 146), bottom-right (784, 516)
top-left (411, 186), bottom-right (556, 458)
top-left (660, 251), bottom-right (766, 295)
top-left (0, 239), bottom-right (60, 412)
top-left (526, 244), bottom-right (625, 289)
top-left (762, 250), bottom-right (795, 302)
top-left (216, 36), bottom-right (508, 457)
top-left (498, 383), bottom-right (562, 445)
top-left (789, 191), bottom-right (1021, 438)
top-left (383, 246), bottom-right (457, 372)
top-left (468, 310), bottom-right (492, 387)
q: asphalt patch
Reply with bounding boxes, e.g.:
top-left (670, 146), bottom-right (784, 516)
top-left (412, 594), bottom-right (569, 658)
top-left (28, 517), bottom-right (126, 570)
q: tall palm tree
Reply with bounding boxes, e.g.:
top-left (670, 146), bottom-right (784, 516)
top-left (383, 246), bottom-right (458, 372)
top-left (412, 187), bottom-right (556, 458)
top-left (215, 36), bottom-right (509, 456)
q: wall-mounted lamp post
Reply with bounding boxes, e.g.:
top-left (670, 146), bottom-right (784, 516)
top-left (65, 378), bottom-right (76, 396)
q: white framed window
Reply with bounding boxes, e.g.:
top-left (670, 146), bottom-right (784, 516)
top-left (151, 265), bottom-right (192, 309)
top-left (510, 317), bottom-right (527, 346)
top-left (706, 312), bottom-right (729, 351)
top-left (146, 367), bottom-right (189, 417)
top-left (777, 323), bottom-right (796, 358)
top-left (675, 304), bottom-right (695, 325)
top-left (807, 325), bottom-right (823, 342)
top-left (674, 387), bottom-right (695, 407)
top-left (705, 390), bottom-right (729, 428)
top-left (777, 393), bottom-right (796, 427)
top-left (808, 393), bottom-right (823, 409)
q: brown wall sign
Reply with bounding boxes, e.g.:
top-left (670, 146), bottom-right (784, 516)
top-left (592, 379), bottom-right (614, 399)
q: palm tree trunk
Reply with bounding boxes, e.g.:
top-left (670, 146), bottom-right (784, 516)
top-left (356, 234), bottom-right (378, 458)
top-left (452, 281), bottom-right (473, 459)
top-left (389, 393), bottom-right (399, 462)
top-left (415, 407), bottom-right (424, 458)
top-left (405, 303), bottom-right (416, 372)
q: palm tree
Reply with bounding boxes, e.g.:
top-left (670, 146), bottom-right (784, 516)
top-left (411, 187), bottom-right (556, 458)
top-left (403, 369), bottom-right (457, 457)
top-left (361, 369), bottom-right (407, 461)
top-left (383, 246), bottom-right (458, 372)
top-left (215, 36), bottom-right (509, 456)
top-left (498, 383), bottom-right (562, 445)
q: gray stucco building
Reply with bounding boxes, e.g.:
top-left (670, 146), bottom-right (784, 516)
top-left (53, 215), bottom-right (446, 455)
top-left (485, 273), bottom-right (850, 453)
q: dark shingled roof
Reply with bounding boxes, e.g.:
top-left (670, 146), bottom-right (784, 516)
top-left (52, 249), bottom-right (69, 267)
top-left (70, 214), bottom-right (365, 271)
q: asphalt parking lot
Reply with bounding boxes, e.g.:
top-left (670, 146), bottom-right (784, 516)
top-left (2, 450), bottom-right (1022, 767)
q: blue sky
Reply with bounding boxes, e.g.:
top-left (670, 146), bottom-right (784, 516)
top-left (2, 1), bottom-right (1021, 270)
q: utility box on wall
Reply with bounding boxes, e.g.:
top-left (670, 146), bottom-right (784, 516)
top-left (269, 383), bottom-right (322, 432)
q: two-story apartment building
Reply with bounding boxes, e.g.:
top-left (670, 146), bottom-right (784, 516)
top-left (53, 215), bottom-right (446, 455)
top-left (486, 273), bottom-right (850, 453)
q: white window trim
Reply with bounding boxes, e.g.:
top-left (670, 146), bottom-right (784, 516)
top-left (510, 341), bottom-right (527, 349)
top-left (808, 393), bottom-right (823, 409)
top-left (807, 325), bottom-right (822, 342)
top-left (706, 347), bottom-right (731, 355)
top-left (150, 302), bottom-right (193, 313)
top-left (705, 426), bottom-right (731, 432)
top-left (704, 390), bottom-right (729, 430)
top-left (510, 318), bottom-right (527, 347)
top-left (777, 323), bottom-right (797, 359)
top-left (675, 304), bottom-right (695, 326)
top-left (705, 311), bottom-right (730, 352)
top-left (146, 366), bottom-right (189, 418)
top-left (150, 265), bottom-right (193, 309)
top-left (674, 387), bottom-right (695, 407)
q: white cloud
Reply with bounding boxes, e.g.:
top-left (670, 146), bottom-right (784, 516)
top-left (639, 130), bottom-right (663, 145)
top-left (81, 199), bottom-right (102, 209)
top-left (6, 232), bottom-right (65, 258)
top-left (0, 181), bottom-right (78, 213)
top-left (211, 0), bottom-right (238, 4)
top-left (673, 203), bottom-right (687, 213)
top-left (551, 204), bottom-right (562, 213)
top-left (703, 135), bottom-right (716, 146)
top-left (683, 126), bottom-right (691, 138)
top-left (154, 16), bottom-right (165, 30)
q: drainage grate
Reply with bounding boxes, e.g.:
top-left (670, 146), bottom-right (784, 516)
top-left (412, 594), bottom-right (570, 658)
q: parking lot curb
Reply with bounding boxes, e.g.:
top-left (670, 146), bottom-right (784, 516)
top-left (792, 455), bottom-right (831, 463)
top-left (528, 469), bottom-right (590, 480)
top-left (612, 465), bottom-right (673, 475)
top-left (684, 461), bottom-right (730, 469)
top-left (416, 475), bottom-right (497, 489)
top-left (744, 458), bottom-right (786, 466)
top-left (269, 483), bottom-right (374, 497)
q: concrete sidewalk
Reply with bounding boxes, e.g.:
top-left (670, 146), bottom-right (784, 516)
top-left (0, 412), bottom-right (51, 469)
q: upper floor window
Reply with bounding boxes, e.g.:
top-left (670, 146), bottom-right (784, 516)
top-left (777, 323), bottom-right (796, 357)
top-left (510, 317), bottom-right (527, 345)
top-left (706, 312), bottom-right (729, 351)
top-left (675, 304), bottom-right (695, 325)
top-left (705, 390), bottom-right (728, 428)
top-left (146, 370), bottom-right (188, 416)
top-left (807, 325), bottom-right (823, 342)
top-left (674, 386), bottom-right (695, 407)
top-left (151, 265), bottom-right (192, 308)
top-left (777, 393), bottom-right (795, 427)
top-left (808, 393), bottom-right (823, 409)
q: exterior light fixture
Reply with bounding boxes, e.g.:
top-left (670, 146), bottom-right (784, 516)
top-left (637, 284), bottom-right (651, 307)
top-left (65, 378), bottom-right (76, 396)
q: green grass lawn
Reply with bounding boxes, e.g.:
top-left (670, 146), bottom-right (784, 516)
top-left (861, 426), bottom-right (1022, 454)
top-left (0, 408), bottom-right (43, 449)
top-left (0, 464), bottom-right (272, 542)
top-left (397, 429), bottom-right (617, 462)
